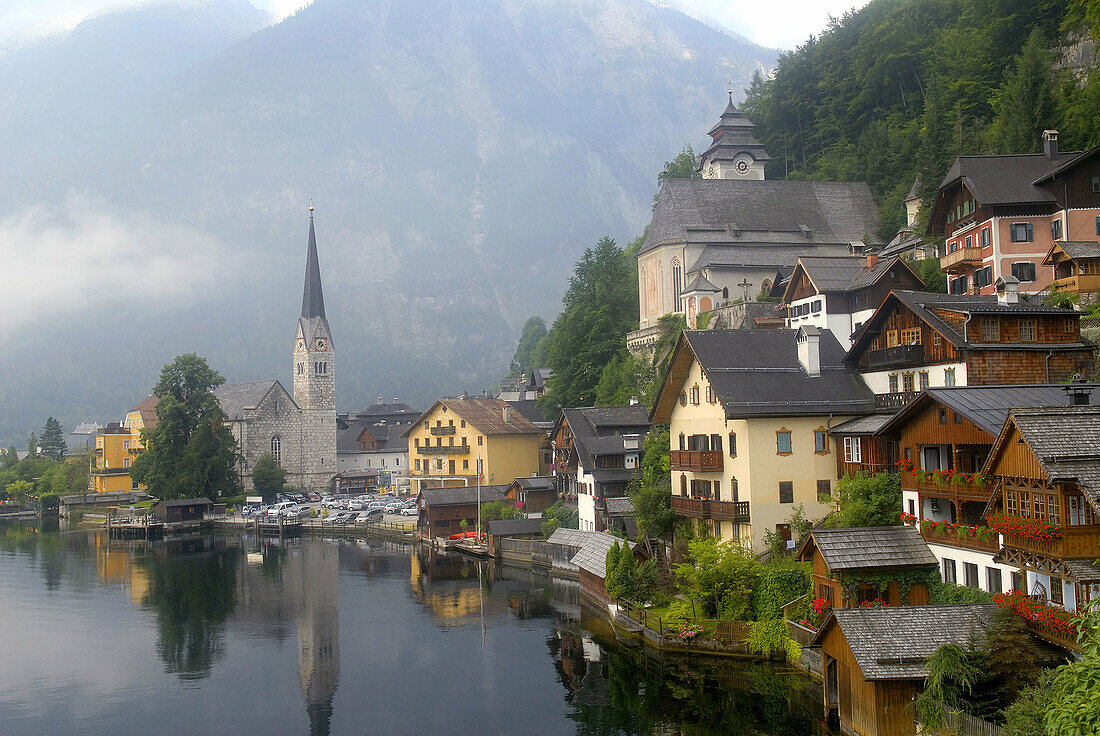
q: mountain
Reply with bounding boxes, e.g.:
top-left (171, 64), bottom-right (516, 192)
top-left (0, 0), bottom-right (775, 444)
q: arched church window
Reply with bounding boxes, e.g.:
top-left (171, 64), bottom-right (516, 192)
top-left (761, 279), bottom-right (772, 296)
top-left (722, 287), bottom-right (729, 300)
top-left (640, 267), bottom-right (648, 315)
top-left (271, 435), bottom-right (281, 463)
top-left (672, 259), bottom-right (683, 310)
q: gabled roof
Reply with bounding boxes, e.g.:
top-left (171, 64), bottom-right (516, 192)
top-left (651, 329), bottom-right (875, 423)
top-left (829, 414), bottom-right (893, 436)
top-left (797, 526), bottom-right (937, 572)
top-left (684, 272), bottom-right (721, 294)
top-left (639, 178), bottom-right (882, 257)
top-left (936, 151), bottom-right (1083, 207)
top-left (214, 380), bottom-right (294, 421)
top-left (988, 405), bottom-right (1100, 513)
top-left (511, 476), bottom-right (556, 492)
top-left (485, 518), bottom-right (544, 537)
top-left (336, 421), bottom-right (409, 455)
top-left (782, 255), bottom-right (920, 302)
top-left (129, 395), bottom-right (160, 429)
top-left (811, 605), bottom-right (996, 680)
top-left (1044, 240), bottom-right (1100, 265)
top-left (553, 406), bottom-right (651, 471)
top-left (418, 485), bottom-right (508, 508)
top-left (160, 497), bottom-right (214, 507)
top-left (877, 384), bottom-right (1100, 437)
top-left (604, 496), bottom-right (636, 516)
top-left (357, 401), bottom-right (418, 417)
top-left (403, 398), bottom-right (542, 438)
top-left (847, 290), bottom-right (1088, 360)
top-left (569, 533), bottom-right (636, 578)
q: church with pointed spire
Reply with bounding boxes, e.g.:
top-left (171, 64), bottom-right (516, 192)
top-left (213, 207), bottom-right (338, 492)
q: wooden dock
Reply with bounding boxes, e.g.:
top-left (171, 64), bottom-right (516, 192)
top-left (107, 520), bottom-right (165, 540)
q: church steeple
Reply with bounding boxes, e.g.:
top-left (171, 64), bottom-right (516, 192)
top-left (698, 92), bottom-right (771, 180)
top-left (301, 203), bottom-right (326, 320)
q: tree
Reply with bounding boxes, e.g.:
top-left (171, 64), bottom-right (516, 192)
top-left (26, 432), bottom-right (37, 457)
top-left (539, 237), bottom-right (638, 410)
top-left (987, 30), bottom-right (1056, 154)
top-left (675, 537), bottom-right (760, 620)
top-left (913, 643), bottom-right (983, 731)
top-left (39, 417), bottom-right (67, 461)
top-left (541, 499), bottom-right (579, 537)
top-left (481, 500), bottom-right (523, 521)
top-left (605, 541), bottom-right (629, 599)
top-left (1003, 671), bottom-right (1055, 736)
top-left (826, 472), bottom-right (902, 528)
top-left (915, 257), bottom-right (947, 294)
top-left (629, 427), bottom-right (675, 540)
top-left (509, 316), bottom-right (549, 377)
top-left (5, 480), bottom-right (34, 505)
top-left (1, 447), bottom-right (16, 469)
top-left (251, 453), bottom-right (285, 504)
top-left (653, 145), bottom-right (701, 205)
top-left (1045, 607), bottom-right (1100, 736)
top-left (130, 354), bottom-right (240, 501)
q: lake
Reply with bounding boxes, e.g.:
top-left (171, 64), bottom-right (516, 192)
top-left (0, 524), bottom-right (833, 735)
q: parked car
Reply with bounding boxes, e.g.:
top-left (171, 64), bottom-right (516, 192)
top-left (265, 501), bottom-right (297, 519)
top-left (399, 506), bottom-right (418, 517)
top-left (356, 508), bottom-right (383, 524)
top-left (384, 500), bottom-right (403, 513)
top-left (323, 511), bottom-right (352, 524)
top-left (347, 500), bottom-right (367, 511)
top-left (285, 506), bottom-right (310, 521)
top-left (306, 492), bottom-right (322, 502)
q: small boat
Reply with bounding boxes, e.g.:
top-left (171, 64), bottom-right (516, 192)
top-left (447, 531), bottom-right (483, 540)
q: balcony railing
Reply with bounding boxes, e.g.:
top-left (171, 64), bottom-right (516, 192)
top-left (416, 444), bottom-right (470, 455)
top-left (671, 495), bottom-right (750, 522)
top-left (429, 425), bottom-right (456, 435)
top-left (91, 467), bottom-right (132, 476)
top-left (866, 344), bottom-right (924, 370)
top-left (127, 447), bottom-right (143, 454)
top-left (940, 246), bottom-right (983, 270)
top-left (669, 450), bottom-right (724, 473)
top-left (874, 391), bottom-right (920, 410)
top-left (903, 474), bottom-right (992, 501)
top-left (920, 526), bottom-right (1000, 554)
top-left (1003, 525), bottom-right (1100, 559)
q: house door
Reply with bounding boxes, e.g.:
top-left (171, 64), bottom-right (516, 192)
top-left (825, 657), bottom-right (839, 707)
top-left (448, 459), bottom-right (456, 475)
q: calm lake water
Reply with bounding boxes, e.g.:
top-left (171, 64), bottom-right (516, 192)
top-left (0, 523), bottom-right (833, 736)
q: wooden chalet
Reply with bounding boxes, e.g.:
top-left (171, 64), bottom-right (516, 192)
top-left (152, 498), bottom-right (214, 523)
top-left (985, 404), bottom-right (1100, 613)
top-left (796, 526), bottom-right (937, 608)
top-left (1044, 240), bottom-right (1100, 306)
top-left (845, 289), bottom-right (1094, 408)
top-left (416, 485), bottom-right (508, 539)
top-left (813, 605), bottom-right (996, 736)
top-left (506, 476), bottom-right (558, 514)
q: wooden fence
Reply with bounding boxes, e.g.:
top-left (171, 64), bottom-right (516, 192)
top-left (918, 701), bottom-right (1003, 736)
top-left (498, 538), bottom-right (574, 569)
top-left (616, 599), bottom-right (750, 647)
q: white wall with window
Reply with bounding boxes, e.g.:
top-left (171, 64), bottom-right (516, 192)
top-left (860, 362), bottom-right (968, 394)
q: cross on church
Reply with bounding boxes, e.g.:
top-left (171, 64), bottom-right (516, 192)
top-left (738, 279), bottom-right (753, 302)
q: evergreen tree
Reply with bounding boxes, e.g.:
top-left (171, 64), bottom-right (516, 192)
top-left (39, 417), bottom-right (67, 461)
top-left (251, 452), bottom-right (285, 503)
top-left (605, 541), bottom-right (625, 598)
top-left (508, 316), bottom-right (549, 377)
top-left (539, 237), bottom-right (638, 410)
top-left (628, 427), bottom-right (675, 540)
top-left (988, 30), bottom-right (1056, 154)
top-left (1, 447), bottom-right (17, 469)
top-left (826, 472), bottom-right (902, 528)
top-left (26, 432), bottom-right (37, 457)
top-left (130, 354), bottom-right (240, 501)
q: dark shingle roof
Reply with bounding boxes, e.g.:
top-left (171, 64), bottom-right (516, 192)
top-left (684, 272), bottom-right (721, 293)
top-left (214, 380), bottom-right (287, 421)
top-left (813, 605), bottom-right (996, 680)
top-left (604, 497), bottom-right (635, 515)
top-left (506, 399), bottom-right (548, 425)
top-left (640, 178), bottom-right (882, 256)
top-left (679, 330), bottom-right (875, 418)
top-left (804, 526), bottom-right (937, 571)
top-left (486, 518), bottom-right (544, 537)
top-left (161, 497), bottom-right (214, 507)
top-left (558, 406), bottom-right (651, 471)
top-left (129, 395), bottom-right (160, 429)
top-left (1052, 241), bottom-right (1100, 260)
top-left (1008, 406), bottom-right (1100, 512)
top-left (418, 485), bottom-right (508, 507)
top-left (358, 402), bottom-right (418, 416)
top-left (512, 476), bottom-right (556, 492)
top-left (569, 534), bottom-right (635, 578)
top-left (337, 421), bottom-right (409, 454)
top-left (830, 414), bottom-right (894, 436)
top-left (938, 152), bottom-right (1083, 206)
top-left (687, 244), bottom-right (852, 273)
top-left (590, 468), bottom-right (638, 485)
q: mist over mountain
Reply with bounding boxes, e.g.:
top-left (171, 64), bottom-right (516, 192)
top-left (0, 0), bottom-right (774, 443)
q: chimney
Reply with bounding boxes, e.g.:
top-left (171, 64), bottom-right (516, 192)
top-left (502, 404), bottom-right (512, 424)
top-left (796, 327), bottom-right (821, 377)
top-left (866, 253), bottom-right (878, 268)
top-left (1043, 130), bottom-right (1059, 161)
top-left (377, 396), bottom-right (383, 405)
top-left (393, 397), bottom-right (399, 404)
top-left (995, 275), bottom-right (1020, 304)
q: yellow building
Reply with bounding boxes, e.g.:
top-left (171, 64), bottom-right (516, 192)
top-left (91, 396), bottom-right (158, 493)
top-left (651, 327), bottom-right (876, 553)
top-left (404, 398), bottom-right (542, 490)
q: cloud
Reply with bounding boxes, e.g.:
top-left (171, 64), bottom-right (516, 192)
top-left (0, 194), bottom-right (242, 335)
top-left (659, 0), bottom-right (870, 49)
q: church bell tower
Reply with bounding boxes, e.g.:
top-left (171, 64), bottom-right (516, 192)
top-left (294, 203), bottom-right (336, 411)
top-left (698, 91), bottom-right (771, 180)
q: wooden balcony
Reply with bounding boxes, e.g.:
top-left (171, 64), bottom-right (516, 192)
top-left (940, 246), bottom-right (983, 270)
top-left (866, 344), bottom-right (924, 370)
top-left (669, 450), bottom-right (724, 473)
top-left (903, 475), bottom-right (993, 502)
top-left (920, 526), bottom-right (1000, 554)
top-left (429, 425), bottom-right (456, 435)
top-left (1003, 525), bottom-right (1100, 559)
top-left (416, 444), bottom-right (470, 455)
top-left (874, 391), bottom-right (920, 410)
top-left (671, 495), bottom-right (750, 522)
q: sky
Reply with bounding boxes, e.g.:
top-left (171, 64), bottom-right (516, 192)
top-left (0, 0), bottom-right (870, 51)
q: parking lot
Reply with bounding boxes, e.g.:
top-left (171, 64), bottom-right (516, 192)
top-left (237, 492), bottom-right (418, 527)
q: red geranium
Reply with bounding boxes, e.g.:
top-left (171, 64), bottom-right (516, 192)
top-left (987, 513), bottom-right (1062, 543)
top-left (994, 590), bottom-right (1077, 638)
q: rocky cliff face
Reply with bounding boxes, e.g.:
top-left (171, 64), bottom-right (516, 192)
top-left (0, 0), bottom-right (774, 440)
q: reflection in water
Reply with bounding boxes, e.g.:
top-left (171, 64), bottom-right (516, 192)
top-left (296, 541), bottom-right (340, 736)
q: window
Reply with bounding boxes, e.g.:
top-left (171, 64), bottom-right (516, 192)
top-left (461, 420), bottom-right (466, 428)
top-left (463, 459), bottom-right (469, 470)
top-left (938, 409), bottom-right (948, 425)
top-left (672, 259), bottom-right (683, 308)
top-left (901, 327), bottom-right (921, 345)
top-left (271, 435), bottom-right (281, 463)
top-left (1012, 262), bottom-right (1036, 282)
top-left (919, 371), bottom-right (930, 390)
top-left (907, 499), bottom-right (916, 516)
top-left (477, 436), bottom-right (483, 446)
top-left (132, 480), bottom-right (140, 490)
top-left (1051, 218), bottom-right (1063, 241)
top-left (945, 367), bottom-right (956, 387)
top-left (1051, 577), bottom-right (1064, 605)
top-left (954, 411), bottom-right (962, 425)
top-left (415, 459), bottom-right (421, 470)
top-left (414, 438), bottom-right (420, 447)
top-left (1034, 492), bottom-right (1046, 520)
top-left (987, 568), bottom-right (1003, 594)
top-left (1011, 571), bottom-right (1025, 594)
top-left (424, 421), bottom-right (429, 429)
top-left (123, 457), bottom-right (131, 469)
top-left (679, 392), bottom-right (687, 407)
top-left (981, 319), bottom-right (1000, 342)
top-left (728, 432), bottom-right (737, 457)
top-left (889, 374), bottom-right (899, 393)
top-left (123, 439), bottom-right (131, 450)
top-left (680, 474), bottom-right (687, 495)
top-left (965, 234), bottom-right (973, 248)
top-left (1094, 177), bottom-right (1100, 193)
top-left (1069, 495), bottom-right (1095, 525)
top-left (817, 479), bottom-right (831, 502)
top-left (1019, 319), bottom-right (1036, 342)
top-left (843, 437), bottom-right (862, 463)
top-left (779, 481), bottom-right (793, 504)
top-left (814, 429), bottom-right (828, 454)
top-left (730, 477), bottom-right (739, 502)
top-left (690, 385), bottom-right (700, 405)
top-left (812, 299), bottom-right (822, 313)
top-left (1049, 493), bottom-right (1060, 524)
top-left (974, 265), bottom-right (993, 289)
top-left (296, 363), bottom-right (303, 375)
top-left (1010, 223), bottom-right (1034, 242)
top-left (980, 228), bottom-right (991, 247)
top-left (1019, 491), bottom-right (1031, 518)
top-left (1096, 216), bottom-right (1100, 236)
top-left (886, 330), bottom-right (899, 347)
top-left (964, 562), bottom-right (979, 588)
top-left (776, 430), bottom-right (792, 455)
top-left (902, 373), bottom-right (915, 393)
top-left (943, 558), bottom-right (957, 585)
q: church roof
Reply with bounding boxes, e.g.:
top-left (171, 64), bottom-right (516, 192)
top-left (214, 380), bottom-right (292, 421)
top-left (698, 95), bottom-right (772, 168)
top-left (639, 178), bottom-right (881, 257)
top-left (302, 214), bottom-right (326, 320)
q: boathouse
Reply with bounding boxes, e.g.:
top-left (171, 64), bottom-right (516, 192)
top-left (485, 518), bottom-right (544, 558)
top-left (152, 498), bottom-right (214, 524)
top-left (796, 526), bottom-right (937, 608)
top-left (506, 476), bottom-right (558, 514)
top-left (812, 604), bottom-right (995, 736)
top-left (416, 485), bottom-right (508, 539)
top-left (545, 528), bottom-right (646, 605)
